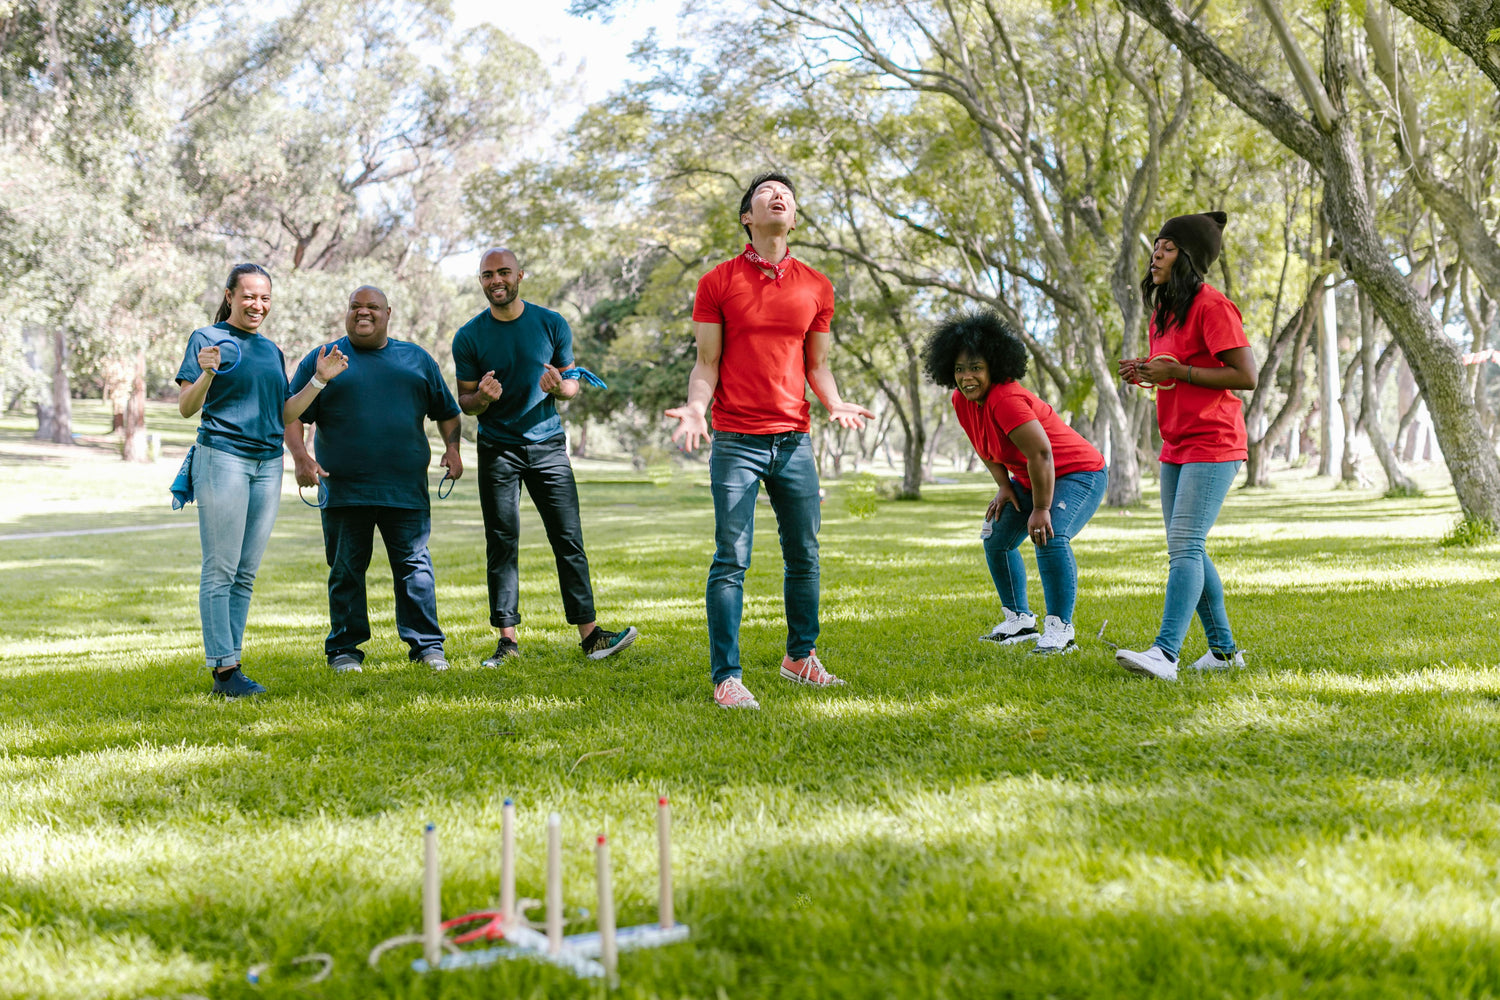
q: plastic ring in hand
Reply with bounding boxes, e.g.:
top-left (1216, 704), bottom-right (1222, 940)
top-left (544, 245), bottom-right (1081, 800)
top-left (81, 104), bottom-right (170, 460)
top-left (1148, 353), bottom-right (1180, 390)
top-left (300, 479), bottom-right (328, 508)
top-left (211, 338), bottom-right (243, 374)
top-left (437, 472), bottom-right (455, 500)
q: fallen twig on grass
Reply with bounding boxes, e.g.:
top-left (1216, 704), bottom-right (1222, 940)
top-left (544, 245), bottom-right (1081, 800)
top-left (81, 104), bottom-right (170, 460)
top-left (568, 747), bottom-right (624, 775)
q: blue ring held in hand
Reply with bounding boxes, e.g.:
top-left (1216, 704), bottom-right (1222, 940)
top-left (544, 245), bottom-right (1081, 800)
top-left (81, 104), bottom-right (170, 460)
top-left (300, 479), bottom-right (328, 509)
top-left (560, 366), bottom-right (607, 389)
top-left (437, 472), bottom-right (455, 500)
top-left (211, 338), bottom-right (243, 373)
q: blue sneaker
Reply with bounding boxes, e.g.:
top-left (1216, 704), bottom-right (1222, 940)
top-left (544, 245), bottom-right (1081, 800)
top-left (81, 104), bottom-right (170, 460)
top-left (212, 667), bottom-right (266, 698)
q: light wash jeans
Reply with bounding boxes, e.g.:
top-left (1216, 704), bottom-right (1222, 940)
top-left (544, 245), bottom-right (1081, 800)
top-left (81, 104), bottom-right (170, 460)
top-left (707, 431), bottom-right (820, 684)
top-left (983, 467), bottom-right (1107, 623)
top-left (1153, 460), bottom-right (1241, 659)
top-left (193, 444), bottom-right (282, 669)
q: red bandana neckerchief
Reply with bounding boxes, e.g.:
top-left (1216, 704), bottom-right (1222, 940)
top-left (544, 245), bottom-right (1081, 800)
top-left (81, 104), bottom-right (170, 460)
top-left (743, 243), bottom-right (793, 280)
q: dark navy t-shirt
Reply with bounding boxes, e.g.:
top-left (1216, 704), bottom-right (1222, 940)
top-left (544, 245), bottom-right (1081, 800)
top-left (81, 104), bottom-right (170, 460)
top-left (175, 322), bottom-right (291, 461)
top-left (451, 302), bottom-right (574, 446)
top-left (290, 336), bottom-right (461, 510)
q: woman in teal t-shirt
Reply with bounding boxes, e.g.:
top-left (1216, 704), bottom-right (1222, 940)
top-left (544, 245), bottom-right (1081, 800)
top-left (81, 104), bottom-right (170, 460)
top-left (176, 263), bottom-right (347, 698)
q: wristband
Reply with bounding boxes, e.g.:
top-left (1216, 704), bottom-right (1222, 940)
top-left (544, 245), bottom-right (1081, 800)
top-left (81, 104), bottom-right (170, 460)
top-left (310, 375), bottom-right (327, 390)
top-left (1186, 366), bottom-right (1194, 385)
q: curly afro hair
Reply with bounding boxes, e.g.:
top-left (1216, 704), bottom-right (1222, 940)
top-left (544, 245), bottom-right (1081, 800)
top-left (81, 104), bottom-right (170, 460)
top-left (921, 309), bottom-right (1030, 389)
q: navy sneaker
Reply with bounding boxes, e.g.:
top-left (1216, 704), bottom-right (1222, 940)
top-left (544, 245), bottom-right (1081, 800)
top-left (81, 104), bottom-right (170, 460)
top-left (212, 667), bottom-right (266, 699)
top-left (482, 636), bottom-right (519, 667)
top-left (581, 625), bottom-right (638, 660)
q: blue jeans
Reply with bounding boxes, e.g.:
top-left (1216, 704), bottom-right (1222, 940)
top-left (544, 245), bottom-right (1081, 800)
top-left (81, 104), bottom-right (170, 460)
top-left (707, 431), bottom-right (820, 684)
top-left (984, 468), bottom-right (1107, 623)
top-left (1153, 460), bottom-right (1241, 659)
top-left (321, 506), bottom-right (443, 662)
top-left (193, 444), bottom-right (282, 669)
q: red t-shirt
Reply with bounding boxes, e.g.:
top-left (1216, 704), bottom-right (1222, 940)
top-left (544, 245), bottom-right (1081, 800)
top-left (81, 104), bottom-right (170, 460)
top-left (691, 255), bottom-right (835, 434)
top-left (952, 382), bottom-right (1106, 490)
top-left (1148, 283), bottom-right (1251, 463)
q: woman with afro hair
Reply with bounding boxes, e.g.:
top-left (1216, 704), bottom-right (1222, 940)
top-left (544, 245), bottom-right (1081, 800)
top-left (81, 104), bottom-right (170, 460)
top-left (922, 310), bottom-right (1107, 655)
top-left (1114, 211), bottom-right (1257, 682)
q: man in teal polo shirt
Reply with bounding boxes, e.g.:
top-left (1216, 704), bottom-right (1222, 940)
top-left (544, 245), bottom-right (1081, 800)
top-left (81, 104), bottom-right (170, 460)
top-left (286, 285), bottom-right (462, 673)
top-left (453, 248), bottom-right (638, 666)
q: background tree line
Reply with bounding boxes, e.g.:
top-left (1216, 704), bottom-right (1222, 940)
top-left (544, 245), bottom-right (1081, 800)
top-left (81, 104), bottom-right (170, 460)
top-left (3, 0), bottom-right (1498, 527)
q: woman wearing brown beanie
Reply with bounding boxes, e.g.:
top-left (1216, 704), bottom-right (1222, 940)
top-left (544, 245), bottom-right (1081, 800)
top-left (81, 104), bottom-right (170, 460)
top-left (1115, 212), bottom-right (1257, 681)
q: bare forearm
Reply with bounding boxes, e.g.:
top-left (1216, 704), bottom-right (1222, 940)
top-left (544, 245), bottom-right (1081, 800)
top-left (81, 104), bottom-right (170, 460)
top-left (438, 416), bottom-right (462, 448)
top-left (458, 391), bottom-right (491, 415)
top-left (1026, 456), bottom-right (1055, 509)
top-left (804, 364), bottom-right (845, 411)
top-left (284, 420), bottom-right (311, 459)
top-left (283, 382), bottom-right (325, 423)
top-left (684, 361), bottom-right (719, 416)
top-left (177, 373), bottom-right (213, 418)
top-left (1177, 362), bottom-right (1256, 391)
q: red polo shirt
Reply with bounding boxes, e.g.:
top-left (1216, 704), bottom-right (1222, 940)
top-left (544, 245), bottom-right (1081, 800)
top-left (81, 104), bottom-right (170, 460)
top-left (952, 381), bottom-right (1106, 490)
top-left (692, 255), bottom-right (835, 434)
top-left (1148, 283), bottom-right (1250, 463)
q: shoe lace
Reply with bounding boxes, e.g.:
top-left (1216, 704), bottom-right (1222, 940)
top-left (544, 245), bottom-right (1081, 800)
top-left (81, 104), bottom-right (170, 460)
top-left (715, 678), bottom-right (751, 702)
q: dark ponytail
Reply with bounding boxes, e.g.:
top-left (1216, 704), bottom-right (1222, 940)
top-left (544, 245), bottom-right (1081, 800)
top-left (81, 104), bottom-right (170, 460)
top-left (1140, 252), bottom-right (1203, 336)
top-left (214, 263), bottom-right (272, 324)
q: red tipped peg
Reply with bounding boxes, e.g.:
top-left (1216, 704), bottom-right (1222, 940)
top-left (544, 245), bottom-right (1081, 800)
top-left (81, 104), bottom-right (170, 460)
top-left (658, 795), bottom-right (669, 806)
top-left (597, 833), bottom-right (607, 845)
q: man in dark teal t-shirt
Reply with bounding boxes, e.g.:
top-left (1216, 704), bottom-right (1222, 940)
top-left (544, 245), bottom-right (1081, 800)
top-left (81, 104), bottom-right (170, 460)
top-left (286, 286), bottom-right (463, 673)
top-left (453, 248), bottom-right (638, 666)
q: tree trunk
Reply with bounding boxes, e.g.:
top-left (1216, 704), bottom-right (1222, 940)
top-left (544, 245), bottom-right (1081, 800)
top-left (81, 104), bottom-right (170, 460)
top-left (1246, 276), bottom-right (1325, 485)
top-left (35, 327), bottom-right (72, 445)
top-left (1318, 279), bottom-right (1344, 476)
top-left (122, 349), bottom-right (149, 463)
top-left (1358, 288), bottom-right (1416, 494)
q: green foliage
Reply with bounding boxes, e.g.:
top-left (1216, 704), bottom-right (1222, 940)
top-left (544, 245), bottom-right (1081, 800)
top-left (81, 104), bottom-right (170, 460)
top-left (1439, 516), bottom-right (1497, 548)
top-left (843, 471), bottom-right (880, 519)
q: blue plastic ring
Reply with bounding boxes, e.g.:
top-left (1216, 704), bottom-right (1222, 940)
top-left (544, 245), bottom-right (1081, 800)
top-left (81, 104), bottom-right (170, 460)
top-left (211, 338), bottom-right (243, 374)
top-left (300, 479), bottom-right (328, 509)
top-left (437, 473), bottom-right (455, 500)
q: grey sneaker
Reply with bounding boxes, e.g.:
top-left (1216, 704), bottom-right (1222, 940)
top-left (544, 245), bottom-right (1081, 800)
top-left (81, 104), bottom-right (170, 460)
top-left (328, 653), bottom-right (363, 673)
top-left (482, 636), bottom-right (519, 667)
top-left (420, 649), bottom-right (450, 672)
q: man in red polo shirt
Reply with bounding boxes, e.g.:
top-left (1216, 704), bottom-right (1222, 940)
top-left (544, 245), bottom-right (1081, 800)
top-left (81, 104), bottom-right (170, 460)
top-left (666, 172), bottom-right (874, 709)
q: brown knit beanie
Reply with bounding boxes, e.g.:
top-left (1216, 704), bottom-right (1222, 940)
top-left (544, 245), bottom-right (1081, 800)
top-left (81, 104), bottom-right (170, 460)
top-left (1156, 212), bottom-right (1227, 275)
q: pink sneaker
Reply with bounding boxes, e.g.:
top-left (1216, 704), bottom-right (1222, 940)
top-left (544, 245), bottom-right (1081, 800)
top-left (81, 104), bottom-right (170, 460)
top-left (713, 676), bottom-right (761, 709)
top-left (780, 650), bottom-right (845, 687)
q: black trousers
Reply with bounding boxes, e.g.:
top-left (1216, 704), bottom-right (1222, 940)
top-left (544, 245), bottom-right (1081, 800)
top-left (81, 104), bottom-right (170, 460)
top-left (477, 436), bottom-right (595, 628)
top-left (321, 505), bottom-right (443, 661)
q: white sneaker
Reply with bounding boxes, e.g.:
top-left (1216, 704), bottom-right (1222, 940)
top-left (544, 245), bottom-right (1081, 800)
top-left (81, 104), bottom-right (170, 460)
top-left (1031, 616), bottom-right (1076, 655)
top-left (1187, 649), bottom-right (1245, 671)
top-left (1117, 646), bottom-right (1178, 681)
top-left (980, 609), bottom-right (1039, 645)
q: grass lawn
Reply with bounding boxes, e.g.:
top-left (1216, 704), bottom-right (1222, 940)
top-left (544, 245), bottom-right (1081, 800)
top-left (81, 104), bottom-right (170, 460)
top-left (2, 402), bottom-right (1499, 999)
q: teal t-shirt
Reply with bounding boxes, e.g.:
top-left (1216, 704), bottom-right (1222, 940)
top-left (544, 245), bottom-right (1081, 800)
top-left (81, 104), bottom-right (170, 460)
top-left (175, 322), bottom-right (291, 461)
top-left (290, 336), bottom-right (461, 510)
top-left (451, 303), bottom-right (574, 446)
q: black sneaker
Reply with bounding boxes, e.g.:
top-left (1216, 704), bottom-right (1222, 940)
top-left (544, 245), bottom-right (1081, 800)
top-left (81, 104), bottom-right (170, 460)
top-left (482, 636), bottom-right (519, 667)
top-left (581, 625), bottom-right (639, 660)
top-left (211, 667), bottom-right (266, 699)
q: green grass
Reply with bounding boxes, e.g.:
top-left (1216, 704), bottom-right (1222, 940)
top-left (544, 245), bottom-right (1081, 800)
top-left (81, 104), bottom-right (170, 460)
top-left (2, 402), bottom-right (1500, 999)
